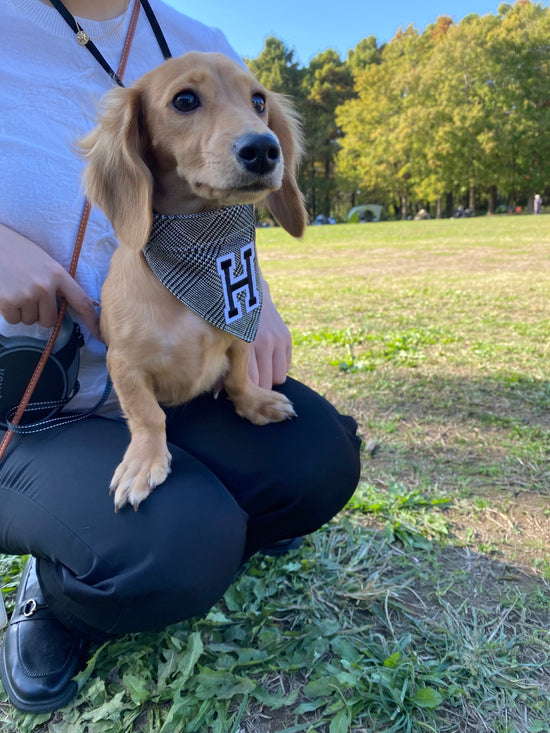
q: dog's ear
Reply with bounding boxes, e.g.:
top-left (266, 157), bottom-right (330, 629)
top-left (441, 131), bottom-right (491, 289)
top-left (265, 93), bottom-right (308, 238)
top-left (79, 86), bottom-right (153, 250)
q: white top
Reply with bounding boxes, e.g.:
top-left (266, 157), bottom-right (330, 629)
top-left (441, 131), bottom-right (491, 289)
top-left (0, 0), bottom-right (242, 415)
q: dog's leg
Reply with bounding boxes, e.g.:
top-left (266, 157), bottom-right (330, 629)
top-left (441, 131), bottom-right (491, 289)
top-left (107, 356), bottom-right (172, 511)
top-left (224, 340), bottom-right (296, 425)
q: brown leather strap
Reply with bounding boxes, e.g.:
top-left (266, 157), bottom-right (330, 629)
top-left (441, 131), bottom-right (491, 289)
top-left (0, 0), bottom-right (140, 462)
top-left (68, 199), bottom-right (91, 278)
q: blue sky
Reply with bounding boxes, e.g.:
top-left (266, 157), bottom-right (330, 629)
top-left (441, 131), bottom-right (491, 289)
top-left (164, 0), bottom-right (547, 65)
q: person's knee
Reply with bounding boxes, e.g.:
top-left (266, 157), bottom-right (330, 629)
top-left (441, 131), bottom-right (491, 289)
top-left (110, 544), bottom-right (243, 633)
top-left (119, 502), bottom-right (248, 632)
top-left (41, 493), bottom-right (248, 637)
top-left (284, 410), bottom-right (361, 519)
top-left (245, 410), bottom-right (361, 553)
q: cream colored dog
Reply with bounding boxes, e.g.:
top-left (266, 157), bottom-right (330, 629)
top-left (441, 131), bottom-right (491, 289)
top-left (80, 52), bottom-right (307, 511)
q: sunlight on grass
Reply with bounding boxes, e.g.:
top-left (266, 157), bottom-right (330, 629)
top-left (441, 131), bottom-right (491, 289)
top-left (1, 216), bottom-right (549, 732)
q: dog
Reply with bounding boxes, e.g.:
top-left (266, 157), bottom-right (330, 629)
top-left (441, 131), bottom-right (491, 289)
top-left (80, 52), bottom-right (308, 511)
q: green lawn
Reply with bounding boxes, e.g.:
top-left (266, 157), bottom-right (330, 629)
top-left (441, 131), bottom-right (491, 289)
top-left (2, 215), bottom-right (549, 732)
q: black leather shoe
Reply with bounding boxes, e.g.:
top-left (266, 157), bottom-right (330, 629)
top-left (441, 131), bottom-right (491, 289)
top-left (0, 557), bottom-right (87, 713)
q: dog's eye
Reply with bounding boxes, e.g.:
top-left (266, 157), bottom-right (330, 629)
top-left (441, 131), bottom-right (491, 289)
top-left (172, 90), bottom-right (201, 112)
top-left (252, 93), bottom-right (266, 114)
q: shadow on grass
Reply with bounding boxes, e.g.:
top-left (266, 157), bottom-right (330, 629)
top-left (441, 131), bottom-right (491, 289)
top-left (334, 370), bottom-right (550, 499)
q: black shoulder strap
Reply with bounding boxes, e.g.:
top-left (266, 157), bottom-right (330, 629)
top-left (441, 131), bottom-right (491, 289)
top-left (139, 0), bottom-right (173, 59)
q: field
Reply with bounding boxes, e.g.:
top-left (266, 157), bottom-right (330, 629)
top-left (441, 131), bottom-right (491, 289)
top-left (1, 215), bottom-right (549, 732)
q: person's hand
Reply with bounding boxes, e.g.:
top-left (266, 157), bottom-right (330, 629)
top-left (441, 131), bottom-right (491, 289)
top-left (248, 279), bottom-right (292, 389)
top-left (0, 224), bottom-right (100, 339)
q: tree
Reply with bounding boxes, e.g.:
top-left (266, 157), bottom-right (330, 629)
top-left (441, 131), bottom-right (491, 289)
top-left (245, 36), bottom-right (303, 98)
top-left (337, 2), bottom-right (550, 216)
top-left (337, 26), bottom-right (431, 218)
top-left (248, 4), bottom-right (550, 218)
top-left (346, 35), bottom-right (382, 75)
top-left (416, 2), bottom-right (550, 211)
top-left (301, 49), bottom-right (354, 218)
top-left (410, 13), bottom-right (498, 213)
top-left (486, 1), bottom-right (550, 204)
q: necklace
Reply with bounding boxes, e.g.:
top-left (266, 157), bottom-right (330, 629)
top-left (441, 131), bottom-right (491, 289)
top-left (74, 3), bottom-right (130, 47)
top-left (49, 0), bottom-right (172, 86)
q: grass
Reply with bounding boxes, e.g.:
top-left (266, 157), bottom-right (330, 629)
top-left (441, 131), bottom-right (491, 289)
top-left (2, 215), bottom-right (550, 732)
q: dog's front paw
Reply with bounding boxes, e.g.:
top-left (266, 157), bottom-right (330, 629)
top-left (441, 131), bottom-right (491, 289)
top-left (110, 442), bottom-right (172, 512)
top-left (232, 388), bottom-right (297, 426)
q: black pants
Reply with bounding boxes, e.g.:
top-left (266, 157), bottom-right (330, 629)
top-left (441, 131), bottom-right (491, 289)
top-left (0, 379), bottom-right (360, 641)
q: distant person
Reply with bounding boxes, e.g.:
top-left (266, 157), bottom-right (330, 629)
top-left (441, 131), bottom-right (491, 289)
top-left (534, 194), bottom-right (542, 215)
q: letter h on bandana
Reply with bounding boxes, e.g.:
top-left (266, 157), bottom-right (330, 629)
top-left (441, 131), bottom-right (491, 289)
top-left (217, 243), bottom-right (260, 324)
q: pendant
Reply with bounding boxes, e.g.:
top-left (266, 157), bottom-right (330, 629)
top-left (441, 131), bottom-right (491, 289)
top-left (76, 29), bottom-right (90, 46)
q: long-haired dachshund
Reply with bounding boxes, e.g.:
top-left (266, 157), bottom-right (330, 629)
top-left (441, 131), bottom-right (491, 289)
top-left (80, 52), bottom-right (307, 511)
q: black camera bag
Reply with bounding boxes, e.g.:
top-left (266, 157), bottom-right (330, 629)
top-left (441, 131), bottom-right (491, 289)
top-left (0, 314), bottom-right (83, 429)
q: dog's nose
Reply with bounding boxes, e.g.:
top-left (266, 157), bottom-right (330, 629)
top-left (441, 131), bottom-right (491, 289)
top-left (235, 134), bottom-right (281, 175)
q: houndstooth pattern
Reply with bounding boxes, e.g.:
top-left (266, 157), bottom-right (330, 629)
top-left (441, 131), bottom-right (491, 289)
top-left (143, 204), bottom-right (262, 342)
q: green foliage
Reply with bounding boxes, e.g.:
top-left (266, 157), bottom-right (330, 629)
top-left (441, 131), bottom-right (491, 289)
top-left (1, 529), bottom-right (452, 732)
top-left (245, 36), bottom-right (303, 97)
top-left (346, 35), bottom-right (383, 76)
top-left (336, 2), bottom-right (550, 215)
top-left (247, 2), bottom-right (550, 219)
top-left (2, 517), bottom-right (548, 732)
top-left (300, 50), bottom-right (354, 218)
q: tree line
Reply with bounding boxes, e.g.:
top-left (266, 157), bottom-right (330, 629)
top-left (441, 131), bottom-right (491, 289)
top-left (246, 1), bottom-right (550, 220)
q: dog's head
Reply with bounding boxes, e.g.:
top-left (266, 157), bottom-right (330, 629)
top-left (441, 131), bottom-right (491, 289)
top-left (80, 52), bottom-right (307, 249)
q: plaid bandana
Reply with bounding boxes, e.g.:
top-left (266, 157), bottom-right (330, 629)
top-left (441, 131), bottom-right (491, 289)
top-left (143, 204), bottom-right (262, 343)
